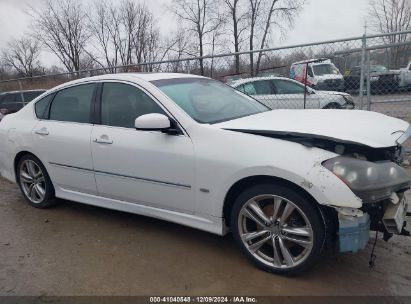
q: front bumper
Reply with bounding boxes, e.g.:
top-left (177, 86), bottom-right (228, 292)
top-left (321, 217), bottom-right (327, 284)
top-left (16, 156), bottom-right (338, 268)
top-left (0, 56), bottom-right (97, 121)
top-left (338, 193), bottom-right (410, 253)
top-left (339, 212), bottom-right (370, 253)
top-left (342, 100), bottom-right (355, 109)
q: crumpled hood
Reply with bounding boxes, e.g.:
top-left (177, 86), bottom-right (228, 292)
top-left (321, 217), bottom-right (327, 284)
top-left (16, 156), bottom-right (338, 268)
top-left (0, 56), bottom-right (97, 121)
top-left (315, 90), bottom-right (349, 97)
top-left (214, 109), bottom-right (410, 148)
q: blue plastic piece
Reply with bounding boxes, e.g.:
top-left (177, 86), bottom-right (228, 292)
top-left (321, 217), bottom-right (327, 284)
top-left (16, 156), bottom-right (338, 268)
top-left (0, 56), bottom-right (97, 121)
top-left (339, 213), bottom-right (370, 253)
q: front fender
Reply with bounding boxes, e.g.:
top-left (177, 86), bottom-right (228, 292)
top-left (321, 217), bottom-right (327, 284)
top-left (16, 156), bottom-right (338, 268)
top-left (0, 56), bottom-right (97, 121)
top-left (211, 162), bottom-right (362, 218)
top-left (319, 95), bottom-right (346, 108)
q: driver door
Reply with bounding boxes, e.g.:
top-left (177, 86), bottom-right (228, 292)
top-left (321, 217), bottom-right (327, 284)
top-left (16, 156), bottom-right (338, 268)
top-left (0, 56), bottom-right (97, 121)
top-left (90, 81), bottom-right (196, 212)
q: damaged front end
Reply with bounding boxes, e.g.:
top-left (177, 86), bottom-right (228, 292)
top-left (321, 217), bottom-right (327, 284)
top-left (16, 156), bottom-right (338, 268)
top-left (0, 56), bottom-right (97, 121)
top-left (322, 155), bottom-right (411, 253)
top-left (227, 127), bottom-right (411, 254)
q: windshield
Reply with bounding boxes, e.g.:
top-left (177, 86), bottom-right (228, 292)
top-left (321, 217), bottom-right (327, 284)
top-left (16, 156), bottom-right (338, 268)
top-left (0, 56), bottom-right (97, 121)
top-left (370, 65), bottom-right (388, 73)
top-left (312, 64), bottom-right (340, 76)
top-left (151, 78), bottom-right (269, 124)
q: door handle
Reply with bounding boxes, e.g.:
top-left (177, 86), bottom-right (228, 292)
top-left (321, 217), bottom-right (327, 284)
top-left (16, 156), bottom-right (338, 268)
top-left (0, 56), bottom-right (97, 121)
top-left (93, 136), bottom-right (113, 145)
top-left (35, 128), bottom-right (49, 136)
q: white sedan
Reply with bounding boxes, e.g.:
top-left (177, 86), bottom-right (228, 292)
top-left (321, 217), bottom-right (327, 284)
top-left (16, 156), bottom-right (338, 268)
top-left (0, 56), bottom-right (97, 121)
top-left (0, 73), bottom-right (410, 275)
top-left (231, 76), bottom-right (355, 109)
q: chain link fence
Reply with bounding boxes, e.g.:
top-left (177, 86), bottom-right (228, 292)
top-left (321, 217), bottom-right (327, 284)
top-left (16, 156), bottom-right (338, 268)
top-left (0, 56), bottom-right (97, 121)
top-left (0, 31), bottom-right (410, 121)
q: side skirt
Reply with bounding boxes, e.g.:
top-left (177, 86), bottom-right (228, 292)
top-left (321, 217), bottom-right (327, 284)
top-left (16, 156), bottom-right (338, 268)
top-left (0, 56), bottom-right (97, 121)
top-left (55, 186), bottom-right (226, 236)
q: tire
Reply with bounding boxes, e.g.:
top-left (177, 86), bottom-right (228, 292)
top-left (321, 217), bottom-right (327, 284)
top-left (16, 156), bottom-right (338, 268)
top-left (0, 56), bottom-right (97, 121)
top-left (16, 154), bottom-right (56, 208)
top-left (322, 103), bottom-right (342, 109)
top-left (230, 183), bottom-right (325, 275)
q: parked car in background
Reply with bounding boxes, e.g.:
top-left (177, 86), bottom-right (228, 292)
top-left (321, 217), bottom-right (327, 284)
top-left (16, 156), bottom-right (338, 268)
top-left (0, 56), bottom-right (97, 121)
top-left (0, 90), bottom-right (46, 119)
top-left (221, 74), bottom-right (243, 85)
top-left (290, 58), bottom-right (344, 91)
top-left (344, 65), bottom-right (400, 93)
top-left (231, 76), bottom-right (354, 109)
top-left (399, 61), bottom-right (411, 89)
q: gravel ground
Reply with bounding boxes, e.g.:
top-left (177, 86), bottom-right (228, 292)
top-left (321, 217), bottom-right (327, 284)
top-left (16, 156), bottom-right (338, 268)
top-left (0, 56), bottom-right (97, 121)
top-left (0, 177), bottom-right (411, 296)
top-left (352, 92), bottom-right (411, 122)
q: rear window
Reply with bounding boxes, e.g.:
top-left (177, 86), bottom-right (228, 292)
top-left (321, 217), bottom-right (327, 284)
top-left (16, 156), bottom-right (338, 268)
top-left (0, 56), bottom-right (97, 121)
top-left (24, 91), bottom-right (44, 102)
top-left (49, 84), bottom-right (95, 123)
top-left (35, 94), bottom-right (54, 119)
top-left (2, 94), bottom-right (18, 103)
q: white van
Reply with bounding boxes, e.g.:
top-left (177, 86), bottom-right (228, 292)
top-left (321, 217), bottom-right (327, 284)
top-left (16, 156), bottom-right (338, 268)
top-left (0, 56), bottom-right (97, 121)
top-left (290, 58), bottom-right (344, 91)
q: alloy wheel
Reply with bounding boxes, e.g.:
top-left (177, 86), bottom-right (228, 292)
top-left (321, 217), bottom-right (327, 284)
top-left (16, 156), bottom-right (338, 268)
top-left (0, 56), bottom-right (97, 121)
top-left (238, 194), bottom-right (314, 269)
top-left (19, 160), bottom-right (46, 204)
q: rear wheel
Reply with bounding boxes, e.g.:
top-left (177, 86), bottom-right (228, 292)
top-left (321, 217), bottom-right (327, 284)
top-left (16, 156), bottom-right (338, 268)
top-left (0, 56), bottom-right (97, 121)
top-left (17, 154), bottom-right (56, 208)
top-left (230, 184), bottom-right (325, 275)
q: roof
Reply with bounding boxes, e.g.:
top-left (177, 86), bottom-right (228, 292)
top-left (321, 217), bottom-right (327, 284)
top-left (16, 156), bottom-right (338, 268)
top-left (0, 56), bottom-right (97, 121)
top-left (114, 72), bottom-right (204, 81)
top-left (81, 72), bottom-right (203, 83)
top-left (231, 76), bottom-right (292, 87)
top-left (291, 58), bottom-right (331, 65)
top-left (46, 72), bottom-right (205, 93)
top-left (0, 89), bottom-right (46, 95)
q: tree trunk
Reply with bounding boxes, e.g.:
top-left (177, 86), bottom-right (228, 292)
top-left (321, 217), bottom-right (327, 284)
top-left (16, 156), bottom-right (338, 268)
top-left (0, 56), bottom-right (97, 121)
top-left (249, 20), bottom-right (255, 76)
top-left (199, 31), bottom-right (204, 76)
top-left (256, 0), bottom-right (278, 75)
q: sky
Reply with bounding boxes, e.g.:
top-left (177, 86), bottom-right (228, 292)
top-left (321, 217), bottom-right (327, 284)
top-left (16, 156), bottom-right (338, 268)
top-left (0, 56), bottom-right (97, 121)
top-left (0, 0), bottom-right (370, 67)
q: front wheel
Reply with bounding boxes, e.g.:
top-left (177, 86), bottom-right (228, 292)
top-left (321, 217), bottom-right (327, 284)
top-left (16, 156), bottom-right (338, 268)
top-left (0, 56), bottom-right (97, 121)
top-left (230, 184), bottom-right (325, 275)
top-left (17, 154), bottom-right (56, 208)
top-left (322, 102), bottom-right (342, 109)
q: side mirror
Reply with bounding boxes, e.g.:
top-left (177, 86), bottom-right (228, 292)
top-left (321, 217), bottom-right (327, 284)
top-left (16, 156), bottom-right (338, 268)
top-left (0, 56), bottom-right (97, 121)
top-left (135, 113), bottom-right (171, 131)
top-left (135, 113), bottom-right (180, 135)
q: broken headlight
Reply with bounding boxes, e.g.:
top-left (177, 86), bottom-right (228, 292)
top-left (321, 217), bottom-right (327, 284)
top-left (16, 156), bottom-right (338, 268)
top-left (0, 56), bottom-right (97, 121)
top-left (342, 95), bottom-right (355, 109)
top-left (323, 156), bottom-right (411, 203)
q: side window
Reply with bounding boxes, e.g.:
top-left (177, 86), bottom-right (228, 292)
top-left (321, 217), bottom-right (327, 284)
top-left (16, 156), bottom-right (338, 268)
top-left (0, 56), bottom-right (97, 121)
top-left (24, 92), bottom-right (43, 102)
top-left (49, 84), bottom-right (95, 123)
top-left (101, 82), bottom-right (166, 129)
top-left (236, 84), bottom-right (245, 93)
top-left (2, 94), bottom-right (16, 104)
top-left (242, 83), bottom-right (257, 95)
top-left (253, 80), bottom-right (274, 95)
top-left (35, 94), bottom-right (54, 119)
top-left (273, 80), bottom-right (306, 94)
top-left (13, 93), bottom-right (23, 103)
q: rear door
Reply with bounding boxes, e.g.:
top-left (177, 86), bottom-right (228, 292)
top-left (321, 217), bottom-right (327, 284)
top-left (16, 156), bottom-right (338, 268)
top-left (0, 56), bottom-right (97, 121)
top-left (31, 83), bottom-right (97, 195)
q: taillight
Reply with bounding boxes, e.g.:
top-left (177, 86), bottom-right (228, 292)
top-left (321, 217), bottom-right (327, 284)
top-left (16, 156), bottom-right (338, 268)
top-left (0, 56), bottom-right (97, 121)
top-left (0, 108), bottom-right (8, 115)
